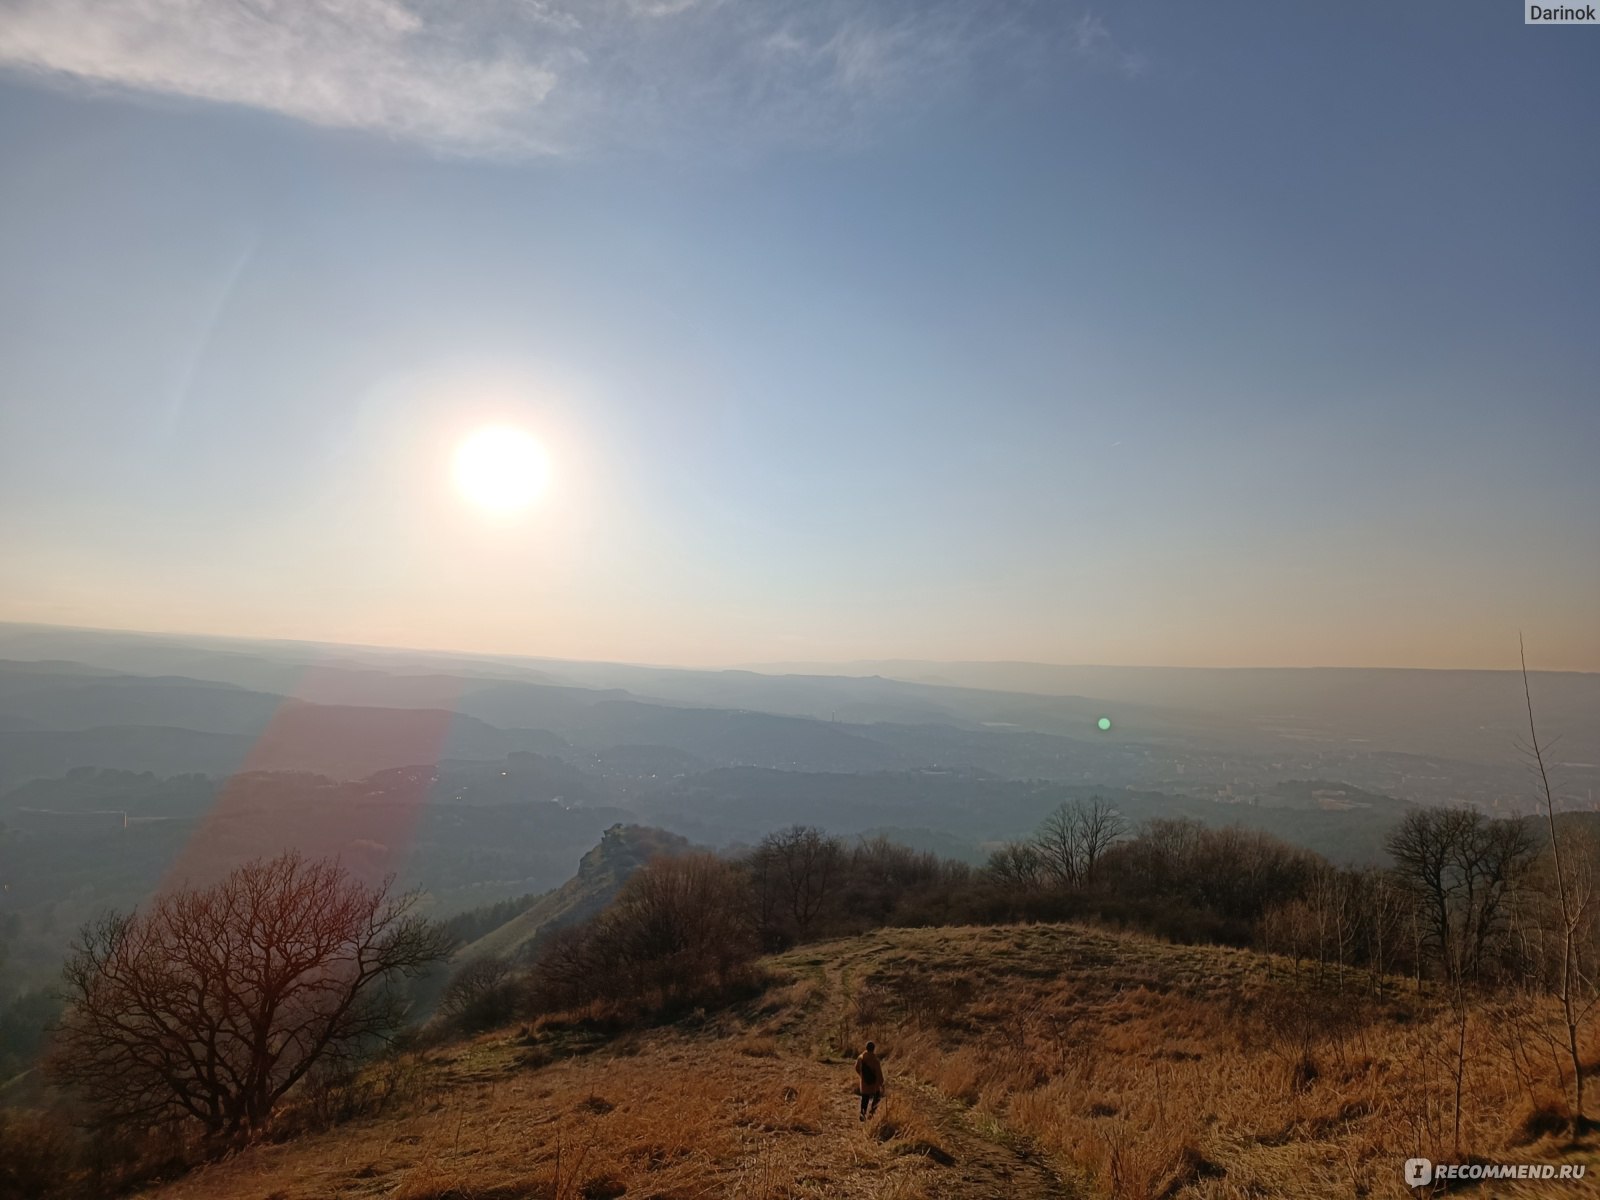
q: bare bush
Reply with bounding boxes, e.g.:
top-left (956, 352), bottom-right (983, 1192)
top-left (0, 1107), bottom-right (75, 1200)
top-left (984, 840), bottom-right (1046, 891)
top-left (531, 853), bottom-right (759, 1015)
top-left (439, 956), bottom-right (521, 1032)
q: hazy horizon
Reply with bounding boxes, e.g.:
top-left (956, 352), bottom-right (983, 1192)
top-left (0, 616), bottom-right (1594, 678)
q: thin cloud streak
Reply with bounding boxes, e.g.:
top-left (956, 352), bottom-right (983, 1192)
top-left (0, 0), bottom-right (1146, 157)
top-left (163, 228), bottom-right (261, 436)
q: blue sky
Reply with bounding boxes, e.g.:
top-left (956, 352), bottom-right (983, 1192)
top-left (0, 1), bottom-right (1595, 669)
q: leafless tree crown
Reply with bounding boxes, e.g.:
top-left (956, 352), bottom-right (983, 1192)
top-left (49, 852), bottom-right (447, 1139)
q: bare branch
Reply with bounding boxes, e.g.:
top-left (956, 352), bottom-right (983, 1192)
top-left (47, 852), bottom-right (447, 1140)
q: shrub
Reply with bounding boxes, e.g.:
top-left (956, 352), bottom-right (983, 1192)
top-left (0, 1108), bottom-right (74, 1200)
top-left (439, 957), bottom-right (522, 1032)
top-left (531, 853), bottom-right (759, 1017)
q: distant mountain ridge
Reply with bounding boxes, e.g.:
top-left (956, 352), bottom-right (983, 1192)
top-left (2, 622), bottom-right (1593, 814)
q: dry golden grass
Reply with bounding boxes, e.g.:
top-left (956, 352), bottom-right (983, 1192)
top-left (777, 924), bottom-right (1600, 1199)
top-left (133, 922), bottom-right (1600, 1200)
top-left (134, 1020), bottom-right (1035, 1200)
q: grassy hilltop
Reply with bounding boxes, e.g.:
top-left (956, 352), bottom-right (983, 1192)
top-left (128, 923), bottom-right (1600, 1200)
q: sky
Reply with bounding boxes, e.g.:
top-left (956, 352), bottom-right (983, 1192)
top-left (0, 1), bottom-right (1595, 671)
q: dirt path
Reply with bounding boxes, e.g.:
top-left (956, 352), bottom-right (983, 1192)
top-left (890, 1079), bottom-right (1080, 1200)
top-left (700, 1038), bottom-right (1079, 1200)
top-left (757, 943), bottom-right (1085, 1200)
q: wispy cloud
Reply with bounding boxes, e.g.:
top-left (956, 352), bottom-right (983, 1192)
top-left (0, 1), bottom-right (1146, 157)
top-left (0, 0), bottom-right (562, 154)
top-left (1071, 11), bottom-right (1146, 78)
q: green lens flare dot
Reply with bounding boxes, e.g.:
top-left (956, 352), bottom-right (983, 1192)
top-left (1097, 717), bottom-right (1112, 731)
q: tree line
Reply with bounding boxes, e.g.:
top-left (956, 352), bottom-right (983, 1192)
top-left (514, 797), bottom-right (1599, 1021)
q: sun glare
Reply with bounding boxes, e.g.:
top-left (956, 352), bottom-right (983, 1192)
top-left (452, 425), bottom-right (549, 514)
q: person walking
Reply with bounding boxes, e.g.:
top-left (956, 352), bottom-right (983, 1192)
top-left (855, 1041), bottom-right (884, 1120)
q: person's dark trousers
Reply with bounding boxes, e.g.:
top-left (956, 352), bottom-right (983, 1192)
top-left (859, 1095), bottom-right (880, 1120)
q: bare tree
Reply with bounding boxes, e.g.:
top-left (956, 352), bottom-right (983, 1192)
top-left (1365, 868), bottom-right (1412, 997)
top-left (1307, 866), bottom-right (1358, 986)
top-left (1522, 635), bottom-right (1595, 1133)
top-left (49, 853), bottom-right (446, 1140)
top-left (1260, 896), bottom-right (1314, 976)
top-left (1029, 799), bottom-right (1127, 890)
top-left (843, 836), bottom-right (945, 925)
top-left (1032, 803), bottom-right (1085, 888)
top-left (753, 826), bottom-right (845, 942)
top-left (1077, 798), bottom-right (1129, 886)
top-left (1387, 806), bottom-right (1534, 984)
top-left (1388, 807), bottom-right (1471, 981)
top-left (744, 841), bottom-right (790, 950)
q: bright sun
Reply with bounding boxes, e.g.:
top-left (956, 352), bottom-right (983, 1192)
top-left (452, 425), bottom-right (549, 514)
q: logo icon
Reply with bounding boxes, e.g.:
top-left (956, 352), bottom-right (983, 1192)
top-left (1405, 1158), bottom-right (1434, 1187)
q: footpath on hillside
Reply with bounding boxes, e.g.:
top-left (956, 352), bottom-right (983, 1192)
top-left (137, 949), bottom-right (1083, 1200)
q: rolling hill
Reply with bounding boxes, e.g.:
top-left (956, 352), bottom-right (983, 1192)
top-left (123, 922), bottom-right (1600, 1200)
